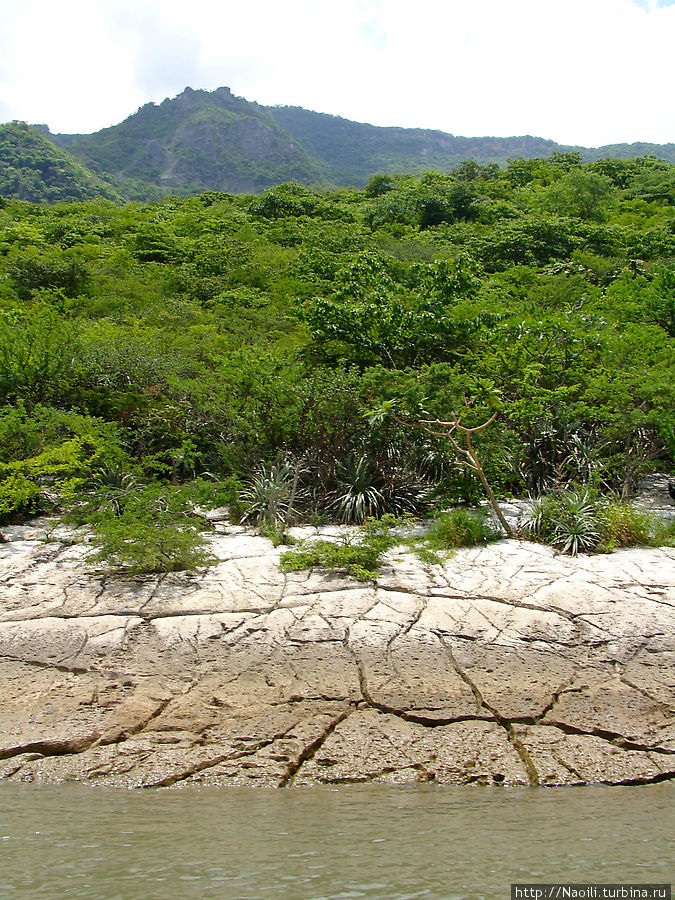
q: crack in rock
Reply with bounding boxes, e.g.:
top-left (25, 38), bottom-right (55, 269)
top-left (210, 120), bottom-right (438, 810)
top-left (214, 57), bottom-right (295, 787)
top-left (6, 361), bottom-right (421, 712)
top-left (281, 705), bottom-right (359, 786)
top-left (0, 733), bottom-right (100, 762)
top-left (143, 722), bottom-right (301, 789)
top-left (539, 718), bottom-right (675, 756)
top-left (0, 654), bottom-right (90, 675)
top-left (436, 635), bottom-right (541, 786)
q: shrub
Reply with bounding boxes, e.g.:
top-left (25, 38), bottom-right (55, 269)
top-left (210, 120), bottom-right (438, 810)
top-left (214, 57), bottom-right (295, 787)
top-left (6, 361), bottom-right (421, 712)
top-left (0, 431), bottom-right (126, 524)
top-left (187, 475), bottom-right (246, 523)
top-left (0, 304), bottom-right (81, 404)
top-left (279, 517), bottom-right (399, 581)
top-left (86, 483), bottom-right (214, 574)
top-left (91, 517), bottom-right (212, 574)
top-left (0, 471), bottom-right (45, 520)
top-left (522, 488), bottom-right (655, 555)
top-left (327, 454), bottom-right (429, 524)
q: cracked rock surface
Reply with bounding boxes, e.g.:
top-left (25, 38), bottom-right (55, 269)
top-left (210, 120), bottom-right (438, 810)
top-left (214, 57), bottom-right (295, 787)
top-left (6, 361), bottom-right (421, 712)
top-left (0, 519), bottom-right (673, 788)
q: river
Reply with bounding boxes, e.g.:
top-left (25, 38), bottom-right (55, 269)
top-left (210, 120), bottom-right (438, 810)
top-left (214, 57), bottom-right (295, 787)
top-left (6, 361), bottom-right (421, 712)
top-left (1, 782), bottom-right (672, 899)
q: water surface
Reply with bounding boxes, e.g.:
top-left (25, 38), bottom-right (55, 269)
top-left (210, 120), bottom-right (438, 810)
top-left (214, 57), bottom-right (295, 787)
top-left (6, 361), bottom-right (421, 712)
top-left (1, 783), bottom-right (672, 899)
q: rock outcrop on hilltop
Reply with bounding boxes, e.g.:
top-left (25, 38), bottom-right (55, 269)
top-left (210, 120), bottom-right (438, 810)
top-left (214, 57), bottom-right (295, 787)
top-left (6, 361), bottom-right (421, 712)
top-left (0, 519), bottom-right (673, 788)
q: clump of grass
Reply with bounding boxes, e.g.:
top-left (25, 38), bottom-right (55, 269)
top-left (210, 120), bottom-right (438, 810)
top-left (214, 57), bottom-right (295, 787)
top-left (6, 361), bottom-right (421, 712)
top-left (259, 521), bottom-right (295, 547)
top-left (279, 516), bottom-right (399, 581)
top-left (649, 517), bottom-right (675, 548)
top-left (408, 508), bottom-right (501, 564)
top-left (427, 508), bottom-right (501, 549)
top-left (596, 501), bottom-right (653, 552)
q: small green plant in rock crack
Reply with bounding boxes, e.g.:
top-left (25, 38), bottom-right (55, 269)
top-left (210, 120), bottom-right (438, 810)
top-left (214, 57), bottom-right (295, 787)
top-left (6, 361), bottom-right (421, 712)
top-left (279, 515), bottom-right (401, 581)
top-left (406, 507), bottom-right (501, 564)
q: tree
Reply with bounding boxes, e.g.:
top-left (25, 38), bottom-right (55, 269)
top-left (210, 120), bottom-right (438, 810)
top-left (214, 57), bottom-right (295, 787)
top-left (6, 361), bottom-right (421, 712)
top-left (369, 400), bottom-right (513, 537)
top-left (365, 173), bottom-right (395, 197)
top-left (301, 256), bottom-right (490, 369)
top-left (542, 170), bottom-right (614, 221)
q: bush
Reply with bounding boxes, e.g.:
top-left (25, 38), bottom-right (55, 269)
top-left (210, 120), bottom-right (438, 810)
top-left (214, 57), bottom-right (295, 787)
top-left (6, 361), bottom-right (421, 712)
top-left (0, 304), bottom-right (81, 403)
top-left (328, 455), bottom-right (386, 524)
top-left (0, 471), bottom-right (45, 520)
top-left (91, 517), bottom-right (212, 574)
top-left (522, 488), bottom-right (655, 555)
top-left (187, 475), bottom-right (246, 523)
top-left (279, 517), bottom-right (399, 581)
top-left (86, 483), bottom-right (214, 574)
top-left (0, 431), bottom-right (126, 524)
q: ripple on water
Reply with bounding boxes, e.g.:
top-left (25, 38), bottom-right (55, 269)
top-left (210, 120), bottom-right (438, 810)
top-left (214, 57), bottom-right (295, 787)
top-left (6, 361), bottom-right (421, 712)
top-left (0, 782), bottom-right (673, 900)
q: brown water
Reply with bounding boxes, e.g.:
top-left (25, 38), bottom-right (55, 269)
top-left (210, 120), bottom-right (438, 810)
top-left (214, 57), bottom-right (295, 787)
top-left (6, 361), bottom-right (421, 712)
top-left (0, 783), bottom-right (672, 899)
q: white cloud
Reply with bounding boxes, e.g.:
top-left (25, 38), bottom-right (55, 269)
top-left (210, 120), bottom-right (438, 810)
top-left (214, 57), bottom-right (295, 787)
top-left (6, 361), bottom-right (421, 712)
top-left (0, 0), bottom-right (673, 145)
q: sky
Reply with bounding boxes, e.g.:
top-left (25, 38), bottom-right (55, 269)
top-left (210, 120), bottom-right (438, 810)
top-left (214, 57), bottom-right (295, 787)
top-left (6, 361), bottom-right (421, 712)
top-left (1, 0), bottom-right (674, 147)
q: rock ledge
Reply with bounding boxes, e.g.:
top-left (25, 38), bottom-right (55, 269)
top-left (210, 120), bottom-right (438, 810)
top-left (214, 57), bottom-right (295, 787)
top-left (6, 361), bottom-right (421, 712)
top-left (1, 520), bottom-right (673, 788)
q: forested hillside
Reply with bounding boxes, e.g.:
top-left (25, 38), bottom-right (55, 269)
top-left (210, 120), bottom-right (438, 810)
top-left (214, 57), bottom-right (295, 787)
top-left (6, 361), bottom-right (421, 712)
top-left (45, 87), bottom-right (322, 197)
top-left (4, 86), bottom-right (673, 201)
top-left (0, 122), bottom-right (122, 204)
top-left (1, 153), bottom-right (673, 567)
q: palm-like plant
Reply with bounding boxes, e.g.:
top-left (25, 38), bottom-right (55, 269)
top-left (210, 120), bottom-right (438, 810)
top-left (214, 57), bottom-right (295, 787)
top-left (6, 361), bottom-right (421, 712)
top-left (523, 487), bottom-right (600, 555)
top-left (241, 462), bottom-right (302, 528)
top-left (329, 456), bottom-right (386, 524)
top-left (88, 464), bottom-right (138, 516)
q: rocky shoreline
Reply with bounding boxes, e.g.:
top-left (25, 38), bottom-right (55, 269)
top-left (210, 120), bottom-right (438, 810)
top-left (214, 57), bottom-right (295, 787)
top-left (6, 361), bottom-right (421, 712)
top-left (0, 517), bottom-right (673, 788)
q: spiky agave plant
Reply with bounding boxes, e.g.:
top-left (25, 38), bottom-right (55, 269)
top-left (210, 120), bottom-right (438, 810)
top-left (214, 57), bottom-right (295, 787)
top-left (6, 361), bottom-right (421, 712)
top-left (85, 464), bottom-right (139, 517)
top-left (241, 463), bottom-right (299, 528)
top-left (521, 496), bottom-right (548, 538)
top-left (329, 455), bottom-right (386, 524)
top-left (552, 489), bottom-right (600, 555)
top-left (530, 488), bottom-right (600, 556)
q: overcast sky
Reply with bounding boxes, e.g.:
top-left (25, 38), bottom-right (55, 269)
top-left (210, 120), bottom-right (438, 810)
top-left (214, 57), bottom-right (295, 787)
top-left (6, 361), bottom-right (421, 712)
top-left (1, 0), bottom-right (673, 147)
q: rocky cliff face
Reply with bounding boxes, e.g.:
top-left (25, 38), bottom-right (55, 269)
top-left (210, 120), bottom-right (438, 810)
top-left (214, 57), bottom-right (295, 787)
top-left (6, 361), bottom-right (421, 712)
top-left (0, 520), bottom-right (673, 789)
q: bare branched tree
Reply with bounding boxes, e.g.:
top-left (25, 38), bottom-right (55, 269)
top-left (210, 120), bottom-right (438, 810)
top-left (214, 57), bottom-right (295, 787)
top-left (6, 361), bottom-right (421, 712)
top-left (379, 403), bottom-right (512, 538)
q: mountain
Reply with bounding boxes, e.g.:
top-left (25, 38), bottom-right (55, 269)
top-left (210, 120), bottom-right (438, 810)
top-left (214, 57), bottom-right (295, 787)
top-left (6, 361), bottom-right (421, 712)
top-left (45, 87), bottom-right (323, 197)
top-left (0, 122), bottom-right (121, 203)
top-left (3, 86), bottom-right (675, 202)
top-left (267, 105), bottom-right (563, 184)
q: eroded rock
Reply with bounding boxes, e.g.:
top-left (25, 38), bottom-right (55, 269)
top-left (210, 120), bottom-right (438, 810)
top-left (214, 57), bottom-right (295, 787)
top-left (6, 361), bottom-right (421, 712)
top-left (0, 522), bottom-right (673, 788)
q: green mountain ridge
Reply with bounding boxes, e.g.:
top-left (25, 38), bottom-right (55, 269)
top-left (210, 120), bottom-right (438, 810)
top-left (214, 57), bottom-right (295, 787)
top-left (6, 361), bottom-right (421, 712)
top-left (267, 105), bottom-right (563, 184)
top-left (0, 122), bottom-right (122, 203)
top-left (45, 87), bottom-right (322, 197)
top-left (2, 86), bottom-right (675, 202)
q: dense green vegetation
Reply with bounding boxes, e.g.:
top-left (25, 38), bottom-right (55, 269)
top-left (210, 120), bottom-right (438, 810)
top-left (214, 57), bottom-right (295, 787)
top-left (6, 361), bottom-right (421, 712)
top-left (4, 86), bottom-right (674, 202)
top-left (0, 123), bottom-right (121, 204)
top-left (1, 152), bottom-right (673, 569)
